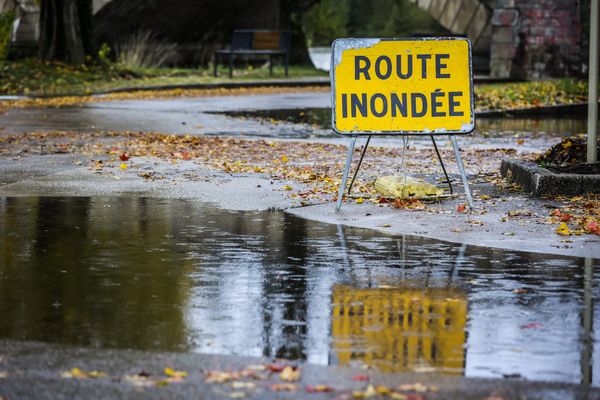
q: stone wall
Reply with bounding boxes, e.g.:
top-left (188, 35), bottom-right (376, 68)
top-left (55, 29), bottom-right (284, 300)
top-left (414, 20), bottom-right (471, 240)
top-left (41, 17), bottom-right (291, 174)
top-left (490, 0), bottom-right (583, 78)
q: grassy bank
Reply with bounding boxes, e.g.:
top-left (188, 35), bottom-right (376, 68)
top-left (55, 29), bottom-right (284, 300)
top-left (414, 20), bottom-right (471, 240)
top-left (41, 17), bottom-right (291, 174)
top-left (0, 59), bottom-right (326, 96)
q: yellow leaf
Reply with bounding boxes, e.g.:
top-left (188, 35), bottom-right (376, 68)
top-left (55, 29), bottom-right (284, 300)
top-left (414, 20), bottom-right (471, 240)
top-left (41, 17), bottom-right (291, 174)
top-left (279, 366), bottom-right (300, 382)
top-left (283, 185), bottom-right (293, 191)
top-left (356, 197), bottom-right (364, 204)
top-left (281, 155), bottom-right (289, 163)
top-left (556, 222), bottom-right (571, 236)
top-left (120, 163), bottom-right (128, 169)
top-left (164, 367), bottom-right (187, 378)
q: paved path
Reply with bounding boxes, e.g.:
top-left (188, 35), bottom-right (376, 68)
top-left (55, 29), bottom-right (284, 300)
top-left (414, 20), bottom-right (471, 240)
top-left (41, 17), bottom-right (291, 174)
top-left (1, 340), bottom-right (597, 400)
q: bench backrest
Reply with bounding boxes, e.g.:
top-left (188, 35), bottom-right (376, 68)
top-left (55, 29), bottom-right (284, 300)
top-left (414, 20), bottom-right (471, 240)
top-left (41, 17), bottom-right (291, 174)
top-left (230, 30), bottom-right (291, 52)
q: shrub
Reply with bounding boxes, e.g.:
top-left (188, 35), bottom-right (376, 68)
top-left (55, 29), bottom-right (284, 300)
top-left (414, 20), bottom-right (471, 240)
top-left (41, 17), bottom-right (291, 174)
top-left (0, 11), bottom-right (15, 63)
top-left (116, 30), bottom-right (179, 69)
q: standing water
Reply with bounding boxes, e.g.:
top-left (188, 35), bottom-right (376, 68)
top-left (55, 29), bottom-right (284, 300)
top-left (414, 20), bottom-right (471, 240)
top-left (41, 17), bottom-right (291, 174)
top-left (0, 197), bottom-right (598, 385)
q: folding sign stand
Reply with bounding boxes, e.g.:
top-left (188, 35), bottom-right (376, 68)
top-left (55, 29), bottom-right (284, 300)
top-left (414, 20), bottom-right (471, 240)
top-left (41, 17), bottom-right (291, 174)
top-left (330, 36), bottom-right (476, 212)
top-left (335, 134), bottom-right (474, 211)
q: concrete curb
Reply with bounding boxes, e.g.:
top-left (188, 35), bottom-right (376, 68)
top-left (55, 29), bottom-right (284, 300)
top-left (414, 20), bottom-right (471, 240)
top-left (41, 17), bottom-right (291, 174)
top-left (500, 158), bottom-right (600, 196)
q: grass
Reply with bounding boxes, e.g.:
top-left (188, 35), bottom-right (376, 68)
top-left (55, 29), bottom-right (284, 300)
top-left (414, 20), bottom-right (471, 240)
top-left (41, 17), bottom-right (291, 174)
top-left (0, 58), bottom-right (327, 96)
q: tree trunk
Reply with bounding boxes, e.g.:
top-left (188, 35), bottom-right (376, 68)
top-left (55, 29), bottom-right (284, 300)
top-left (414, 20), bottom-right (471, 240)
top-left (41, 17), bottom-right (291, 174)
top-left (279, 0), bottom-right (319, 65)
top-left (39, 0), bottom-right (96, 63)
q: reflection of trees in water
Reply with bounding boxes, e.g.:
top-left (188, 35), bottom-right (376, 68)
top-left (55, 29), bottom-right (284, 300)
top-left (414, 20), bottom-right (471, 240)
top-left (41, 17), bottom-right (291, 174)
top-left (0, 197), bottom-right (191, 351)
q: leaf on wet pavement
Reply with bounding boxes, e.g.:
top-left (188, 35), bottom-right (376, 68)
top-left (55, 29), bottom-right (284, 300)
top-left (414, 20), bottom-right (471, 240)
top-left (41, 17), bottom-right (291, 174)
top-left (279, 366), bottom-right (301, 382)
top-left (264, 363), bottom-right (285, 373)
top-left (352, 374), bottom-right (369, 381)
top-left (61, 367), bottom-right (106, 379)
top-left (520, 322), bottom-right (543, 329)
top-left (119, 153), bottom-right (129, 161)
top-left (164, 367), bottom-right (187, 379)
top-left (270, 383), bottom-right (298, 391)
top-left (305, 384), bottom-right (334, 393)
top-left (556, 222), bottom-right (571, 236)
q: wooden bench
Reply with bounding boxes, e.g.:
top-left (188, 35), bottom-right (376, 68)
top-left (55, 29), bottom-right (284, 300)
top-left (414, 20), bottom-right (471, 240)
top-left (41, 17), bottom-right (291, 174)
top-left (213, 30), bottom-right (291, 78)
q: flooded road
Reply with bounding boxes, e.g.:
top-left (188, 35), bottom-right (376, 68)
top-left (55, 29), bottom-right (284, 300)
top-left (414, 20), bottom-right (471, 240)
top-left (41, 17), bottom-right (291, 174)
top-left (1, 197), bottom-right (598, 385)
top-left (223, 107), bottom-right (588, 139)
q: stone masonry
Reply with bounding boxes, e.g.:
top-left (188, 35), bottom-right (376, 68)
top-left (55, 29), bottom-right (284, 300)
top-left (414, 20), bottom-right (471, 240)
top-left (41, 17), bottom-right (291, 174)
top-left (490, 0), bottom-right (584, 78)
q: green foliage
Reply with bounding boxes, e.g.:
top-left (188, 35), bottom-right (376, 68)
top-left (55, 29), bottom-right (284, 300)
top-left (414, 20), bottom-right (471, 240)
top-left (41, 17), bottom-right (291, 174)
top-left (98, 43), bottom-right (112, 66)
top-left (0, 11), bottom-right (15, 63)
top-left (303, 0), bottom-right (448, 47)
top-left (303, 0), bottom-right (349, 46)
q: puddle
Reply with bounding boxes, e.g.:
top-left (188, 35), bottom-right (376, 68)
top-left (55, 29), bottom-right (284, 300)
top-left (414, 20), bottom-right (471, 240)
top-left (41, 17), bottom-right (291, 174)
top-left (0, 197), bottom-right (598, 385)
top-left (221, 108), bottom-right (587, 138)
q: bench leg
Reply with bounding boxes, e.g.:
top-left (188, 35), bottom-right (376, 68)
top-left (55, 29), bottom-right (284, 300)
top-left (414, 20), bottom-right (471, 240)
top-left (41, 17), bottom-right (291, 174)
top-left (269, 54), bottom-right (273, 76)
top-left (229, 52), bottom-right (234, 79)
top-left (284, 53), bottom-right (289, 77)
top-left (213, 53), bottom-right (219, 77)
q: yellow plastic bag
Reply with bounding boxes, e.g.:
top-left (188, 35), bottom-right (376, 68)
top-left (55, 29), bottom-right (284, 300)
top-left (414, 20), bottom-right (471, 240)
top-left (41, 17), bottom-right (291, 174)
top-left (374, 175), bottom-right (443, 199)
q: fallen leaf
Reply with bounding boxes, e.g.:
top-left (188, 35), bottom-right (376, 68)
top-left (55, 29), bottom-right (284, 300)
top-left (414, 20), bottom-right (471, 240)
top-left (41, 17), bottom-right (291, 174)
top-left (556, 222), bottom-right (571, 236)
top-left (231, 381), bottom-right (256, 390)
top-left (120, 163), bottom-right (128, 170)
top-left (270, 383), bottom-right (298, 391)
top-left (164, 367), bottom-right (187, 378)
top-left (356, 197), bottom-right (364, 204)
top-left (119, 153), bottom-right (129, 161)
top-left (279, 366), bottom-right (301, 382)
top-left (61, 368), bottom-right (106, 379)
top-left (520, 322), bottom-right (543, 329)
top-left (305, 384), bottom-right (334, 392)
top-left (352, 374), bottom-right (369, 381)
top-left (456, 204), bottom-right (467, 213)
top-left (264, 364), bottom-right (285, 373)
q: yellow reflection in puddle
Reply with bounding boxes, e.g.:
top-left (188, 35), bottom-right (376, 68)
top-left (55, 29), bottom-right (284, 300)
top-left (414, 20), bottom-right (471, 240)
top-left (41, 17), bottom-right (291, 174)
top-left (331, 285), bottom-right (467, 374)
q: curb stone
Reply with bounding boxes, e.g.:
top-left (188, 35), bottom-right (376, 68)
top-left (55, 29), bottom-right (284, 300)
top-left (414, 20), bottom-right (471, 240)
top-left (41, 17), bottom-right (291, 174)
top-left (500, 159), bottom-right (600, 196)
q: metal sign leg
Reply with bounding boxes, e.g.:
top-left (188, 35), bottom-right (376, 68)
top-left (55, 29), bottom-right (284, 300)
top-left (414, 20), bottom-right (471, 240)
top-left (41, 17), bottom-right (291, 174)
top-left (430, 135), bottom-right (453, 194)
top-left (450, 136), bottom-right (475, 209)
top-left (347, 135), bottom-right (371, 195)
top-left (336, 137), bottom-right (357, 212)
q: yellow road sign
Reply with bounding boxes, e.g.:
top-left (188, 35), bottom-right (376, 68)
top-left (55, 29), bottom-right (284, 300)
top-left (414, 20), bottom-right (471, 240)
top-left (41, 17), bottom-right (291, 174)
top-left (331, 37), bottom-right (474, 135)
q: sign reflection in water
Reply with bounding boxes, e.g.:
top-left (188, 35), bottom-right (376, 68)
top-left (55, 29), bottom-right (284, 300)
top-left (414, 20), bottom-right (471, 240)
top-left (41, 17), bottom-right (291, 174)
top-left (331, 286), bottom-right (467, 373)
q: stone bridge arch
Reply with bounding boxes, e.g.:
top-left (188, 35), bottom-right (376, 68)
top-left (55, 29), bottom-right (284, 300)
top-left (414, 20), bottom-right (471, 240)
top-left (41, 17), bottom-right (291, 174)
top-left (407, 0), bottom-right (493, 72)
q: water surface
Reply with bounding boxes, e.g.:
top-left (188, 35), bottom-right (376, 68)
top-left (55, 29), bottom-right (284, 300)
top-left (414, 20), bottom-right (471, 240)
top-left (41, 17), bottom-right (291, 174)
top-left (0, 197), bottom-right (597, 385)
